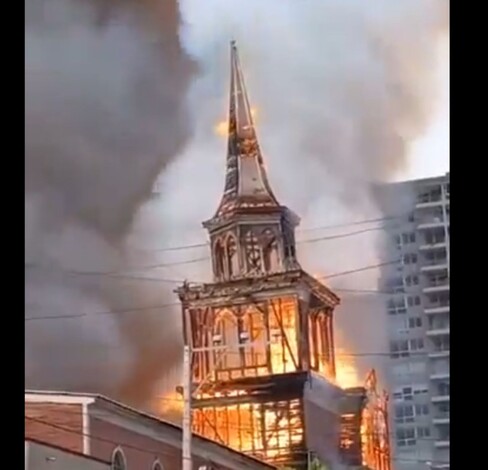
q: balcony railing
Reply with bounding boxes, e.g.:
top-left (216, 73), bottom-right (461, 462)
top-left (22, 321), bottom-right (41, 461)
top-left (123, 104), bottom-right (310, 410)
top-left (422, 257), bottom-right (448, 267)
top-left (424, 276), bottom-right (449, 288)
top-left (425, 301), bottom-right (449, 310)
top-left (428, 327), bottom-right (449, 334)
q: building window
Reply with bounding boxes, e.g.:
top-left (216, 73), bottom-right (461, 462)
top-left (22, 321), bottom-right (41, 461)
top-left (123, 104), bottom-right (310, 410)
top-left (409, 338), bottom-right (424, 351)
top-left (416, 426), bottom-right (431, 438)
top-left (395, 404), bottom-right (414, 424)
top-left (415, 404), bottom-right (429, 416)
top-left (405, 275), bottom-right (419, 286)
top-left (407, 296), bottom-right (421, 307)
top-left (438, 381), bottom-right (450, 396)
top-left (214, 240), bottom-right (225, 277)
top-left (402, 253), bottom-right (417, 265)
top-left (226, 235), bottom-right (238, 277)
top-left (408, 317), bottom-right (422, 328)
top-left (387, 297), bottom-right (407, 315)
top-left (152, 460), bottom-right (163, 470)
top-left (390, 339), bottom-right (423, 358)
top-left (112, 448), bottom-right (126, 470)
top-left (386, 276), bottom-right (404, 293)
top-left (401, 233), bottom-right (416, 244)
top-left (390, 340), bottom-right (409, 358)
top-left (396, 428), bottom-right (416, 447)
top-left (413, 385), bottom-right (428, 396)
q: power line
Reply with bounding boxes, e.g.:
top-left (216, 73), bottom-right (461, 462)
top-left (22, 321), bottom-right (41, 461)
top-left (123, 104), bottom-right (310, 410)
top-left (134, 214), bottom-right (406, 254)
top-left (24, 221), bottom-right (399, 275)
top-left (25, 260), bottom-right (401, 322)
top-left (25, 413), bottom-right (449, 465)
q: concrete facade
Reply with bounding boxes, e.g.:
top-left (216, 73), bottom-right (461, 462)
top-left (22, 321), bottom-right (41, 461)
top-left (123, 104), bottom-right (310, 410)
top-left (381, 174), bottom-right (449, 470)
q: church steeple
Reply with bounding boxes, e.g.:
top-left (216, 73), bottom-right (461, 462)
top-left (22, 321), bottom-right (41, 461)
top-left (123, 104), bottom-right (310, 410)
top-left (210, 40), bottom-right (279, 222)
top-left (204, 41), bottom-right (300, 281)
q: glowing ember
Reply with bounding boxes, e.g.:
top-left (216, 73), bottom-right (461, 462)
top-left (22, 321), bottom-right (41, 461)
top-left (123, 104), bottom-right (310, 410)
top-left (214, 107), bottom-right (258, 137)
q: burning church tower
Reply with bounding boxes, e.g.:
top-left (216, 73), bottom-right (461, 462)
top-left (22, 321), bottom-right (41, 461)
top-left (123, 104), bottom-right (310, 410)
top-left (176, 41), bottom-right (390, 470)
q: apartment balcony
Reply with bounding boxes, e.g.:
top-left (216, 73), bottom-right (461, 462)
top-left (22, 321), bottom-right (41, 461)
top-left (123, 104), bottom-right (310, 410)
top-left (419, 241), bottom-right (447, 252)
top-left (423, 283), bottom-right (450, 294)
top-left (431, 394), bottom-right (450, 404)
top-left (416, 199), bottom-right (443, 209)
top-left (426, 326), bottom-right (450, 337)
top-left (420, 263), bottom-right (448, 274)
top-left (430, 372), bottom-right (450, 381)
top-left (428, 350), bottom-right (450, 359)
top-left (424, 304), bottom-right (449, 315)
top-left (434, 440), bottom-right (450, 449)
top-left (433, 414), bottom-right (450, 425)
top-left (418, 221), bottom-right (446, 231)
top-left (415, 191), bottom-right (443, 209)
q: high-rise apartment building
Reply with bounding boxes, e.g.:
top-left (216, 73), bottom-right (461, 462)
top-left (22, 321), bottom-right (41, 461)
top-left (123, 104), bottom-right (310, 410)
top-left (381, 174), bottom-right (449, 470)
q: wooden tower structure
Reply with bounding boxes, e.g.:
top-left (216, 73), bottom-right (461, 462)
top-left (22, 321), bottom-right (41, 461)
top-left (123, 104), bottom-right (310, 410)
top-left (175, 41), bottom-right (391, 470)
top-left (175, 41), bottom-right (340, 468)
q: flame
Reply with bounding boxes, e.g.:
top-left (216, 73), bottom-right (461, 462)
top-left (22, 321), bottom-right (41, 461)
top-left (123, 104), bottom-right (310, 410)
top-left (192, 297), bottom-right (303, 462)
top-left (335, 349), bottom-right (360, 389)
top-left (214, 107), bottom-right (258, 137)
top-left (159, 391), bottom-right (183, 417)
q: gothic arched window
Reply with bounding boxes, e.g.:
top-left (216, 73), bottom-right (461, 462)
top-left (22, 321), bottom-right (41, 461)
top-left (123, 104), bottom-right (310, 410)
top-left (213, 310), bottom-right (239, 371)
top-left (111, 448), bottom-right (126, 470)
top-left (262, 229), bottom-right (279, 272)
top-left (214, 240), bottom-right (225, 278)
top-left (226, 235), bottom-right (238, 277)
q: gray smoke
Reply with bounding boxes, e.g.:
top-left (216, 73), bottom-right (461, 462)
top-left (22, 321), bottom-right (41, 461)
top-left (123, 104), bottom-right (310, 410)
top-left (134, 0), bottom-right (448, 390)
top-left (25, 0), bottom-right (196, 407)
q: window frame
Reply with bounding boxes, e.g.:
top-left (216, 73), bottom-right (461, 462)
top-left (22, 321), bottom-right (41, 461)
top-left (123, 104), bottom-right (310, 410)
top-left (111, 447), bottom-right (127, 470)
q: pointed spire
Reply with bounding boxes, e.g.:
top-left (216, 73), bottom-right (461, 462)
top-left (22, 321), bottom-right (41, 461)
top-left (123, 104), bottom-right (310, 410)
top-left (209, 41), bottom-right (279, 224)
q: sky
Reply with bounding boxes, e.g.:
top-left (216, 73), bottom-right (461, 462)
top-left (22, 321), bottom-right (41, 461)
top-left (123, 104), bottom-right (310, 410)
top-left (402, 36), bottom-right (449, 181)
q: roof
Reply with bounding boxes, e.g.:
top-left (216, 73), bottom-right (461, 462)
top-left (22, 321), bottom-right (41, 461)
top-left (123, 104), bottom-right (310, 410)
top-left (25, 390), bottom-right (276, 470)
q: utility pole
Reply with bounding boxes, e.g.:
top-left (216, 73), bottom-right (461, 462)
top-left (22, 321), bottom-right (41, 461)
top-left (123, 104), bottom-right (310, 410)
top-left (182, 345), bottom-right (192, 470)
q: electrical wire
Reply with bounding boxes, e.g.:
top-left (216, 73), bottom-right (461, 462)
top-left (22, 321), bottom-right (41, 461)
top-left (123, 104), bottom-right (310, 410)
top-left (25, 412), bottom-right (449, 465)
top-left (24, 221), bottom-right (400, 275)
top-left (129, 214), bottom-right (407, 254)
top-left (25, 259), bottom-right (401, 322)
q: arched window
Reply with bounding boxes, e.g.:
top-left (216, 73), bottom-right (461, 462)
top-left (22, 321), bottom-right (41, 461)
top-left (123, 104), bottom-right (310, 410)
top-left (152, 459), bottom-right (163, 470)
top-left (213, 310), bottom-right (239, 373)
top-left (111, 447), bottom-right (126, 470)
top-left (226, 235), bottom-right (238, 277)
top-left (214, 240), bottom-right (225, 277)
top-left (262, 229), bottom-right (279, 272)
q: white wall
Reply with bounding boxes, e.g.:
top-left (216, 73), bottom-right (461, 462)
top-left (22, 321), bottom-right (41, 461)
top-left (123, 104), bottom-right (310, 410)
top-left (25, 441), bottom-right (109, 470)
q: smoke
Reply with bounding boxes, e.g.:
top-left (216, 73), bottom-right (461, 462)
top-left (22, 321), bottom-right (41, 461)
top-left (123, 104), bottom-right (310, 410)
top-left (25, 0), bottom-right (196, 406)
top-left (26, 0), bottom-right (448, 413)
top-left (136, 0), bottom-right (448, 388)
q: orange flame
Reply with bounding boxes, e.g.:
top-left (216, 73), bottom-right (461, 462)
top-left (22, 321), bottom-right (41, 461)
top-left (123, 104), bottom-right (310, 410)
top-left (159, 391), bottom-right (183, 417)
top-left (335, 350), bottom-right (360, 389)
top-left (214, 107), bottom-right (258, 137)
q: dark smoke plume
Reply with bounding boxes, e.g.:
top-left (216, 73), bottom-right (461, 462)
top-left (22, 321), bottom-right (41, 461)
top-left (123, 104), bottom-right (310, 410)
top-left (25, 0), bottom-right (196, 409)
